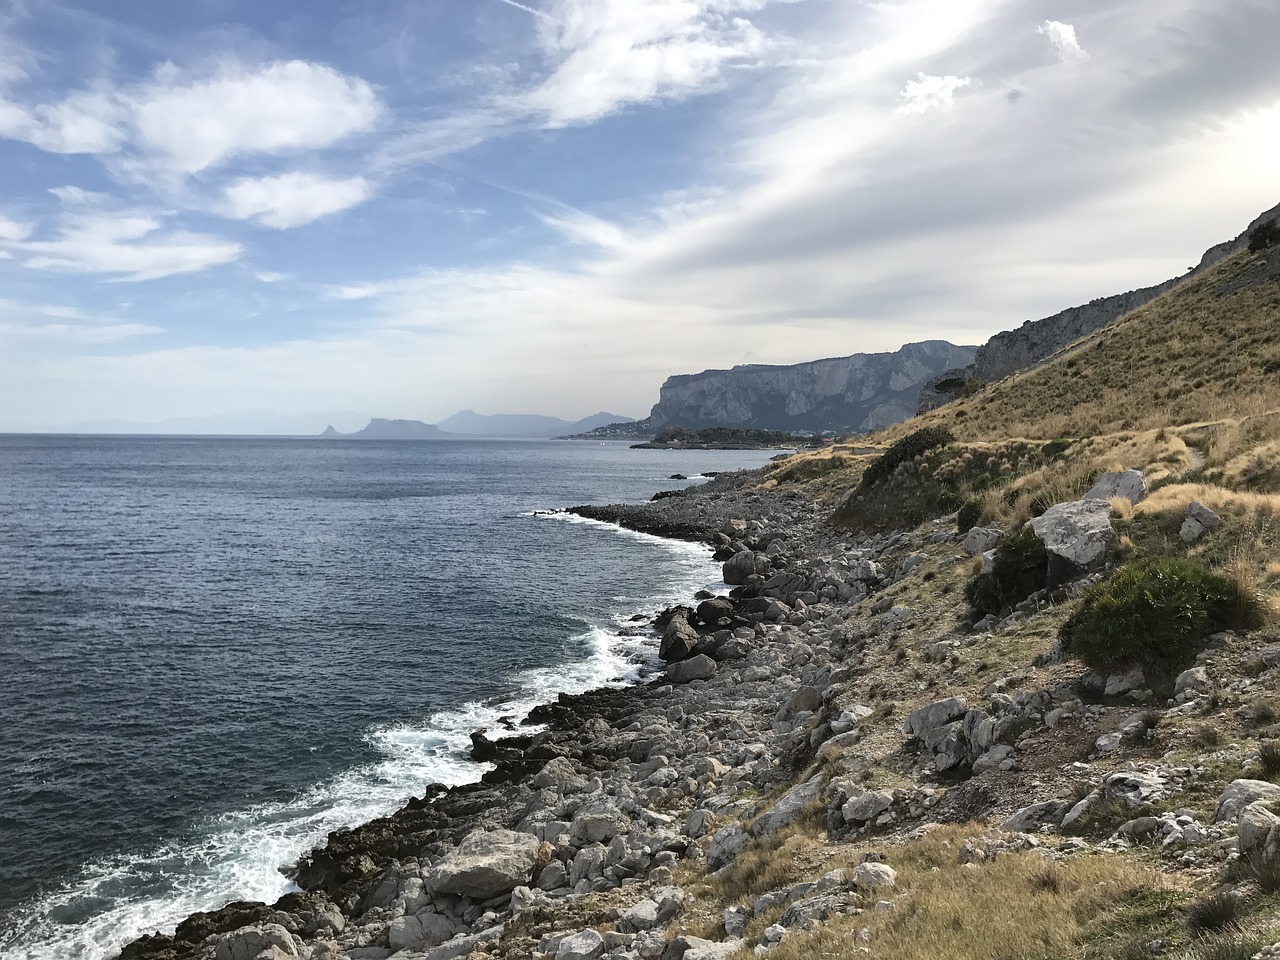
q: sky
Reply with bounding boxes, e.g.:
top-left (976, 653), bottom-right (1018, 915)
top-left (0, 0), bottom-right (1277, 430)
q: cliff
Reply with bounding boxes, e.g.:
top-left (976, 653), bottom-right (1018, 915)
top-left (640, 340), bottom-right (976, 435)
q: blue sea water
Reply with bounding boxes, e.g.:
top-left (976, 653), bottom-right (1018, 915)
top-left (0, 435), bottom-right (779, 959)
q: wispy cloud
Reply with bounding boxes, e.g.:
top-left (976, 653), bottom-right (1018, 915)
top-left (523, 0), bottom-right (772, 127)
top-left (492, 0), bottom-right (560, 23)
top-left (9, 210), bottom-right (241, 281)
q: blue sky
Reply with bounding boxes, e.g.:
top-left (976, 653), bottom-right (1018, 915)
top-left (0, 0), bottom-right (1277, 430)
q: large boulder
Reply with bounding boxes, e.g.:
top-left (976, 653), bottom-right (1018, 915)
top-left (722, 551), bottom-right (763, 586)
top-left (1030, 499), bottom-right (1117, 576)
top-left (706, 824), bottom-right (750, 870)
top-left (1215, 780), bottom-right (1280, 824)
top-left (1238, 800), bottom-right (1280, 854)
top-left (660, 613), bottom-right (700, 662)
top-left (556, 929), bottom-right (605, 960)
top-left (214, 924), bottom-right (298, 960)
top-left (668, 654), bottom-right (717, 684)
top-left (1001, 801), bottom-right (1070, 832)
top-left (905, 697), bottom-right (968, 744)
top-left (841, 789), bottom-right (894, 826)
top-left (423, 829), bottom-right (541, 898)
top-left (752, 778), bottom-right (823, 836)
top-left (1180, 501), bottom-right (1223, 544)
top-left (1084, 469), bottom-right (1148, 505)
top-left (695, 596), bottom-right (735, 628)
top-left (963, 527), bottom-right (1003, 557)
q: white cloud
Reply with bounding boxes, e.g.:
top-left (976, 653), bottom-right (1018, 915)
top-left (0, 216), bottom-right (31, 242)
top-left (15, 211), bottom-right (241, 281)
top-left (0, 90), bottom-right (128, 154)
top-left (254, 271), bottom-right (289, 283)
top-left (1037, 20), bottom-right (1088, 64)
top-left (897, 72), bottom-right (974, 114)
top-left (523, 0), bottom-right (771, 126)
top-left (223, 172), bottom-right (371, 229)
top-left (130, 61), bottom-right (381, 174)
top-left (0, 59), bottom-right (382, 175)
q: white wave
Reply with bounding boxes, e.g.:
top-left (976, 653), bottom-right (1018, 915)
top-left (2, 517), bottom-right (722, 960)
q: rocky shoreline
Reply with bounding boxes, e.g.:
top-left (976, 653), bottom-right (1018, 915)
top-left (116, 465), bottom-right (1278, 960)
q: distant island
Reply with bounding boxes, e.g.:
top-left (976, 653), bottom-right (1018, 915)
top-left (320, 411), bottom-right (638, 440)
top-left (629, 426), bottom-right (836, 450)
top-left (322, 418), bottom-right (445, 439)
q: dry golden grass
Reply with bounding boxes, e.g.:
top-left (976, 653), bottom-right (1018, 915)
top-left (1136, 483), bottom-right (1280, 518)
top-left (705, 824), bottom-right (827, 904)
top-left (724, 826), bottom-right (1182, 960)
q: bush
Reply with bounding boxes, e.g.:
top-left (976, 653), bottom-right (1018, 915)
top-left (1185, 891), bottom-right (1240, 935)
top-left (965, 528), bottom-right (1049, 617)
top-left (1060, 557), bottom-right (1264, 671)
top-left (857, 426), bottom-right (954, 492)
top-left (1248, 218), bottom-right (1280, 252)
top-left (1260, 740), bottom-right (1280, 778)
top-left (957, 497), bottom-right (984, 534)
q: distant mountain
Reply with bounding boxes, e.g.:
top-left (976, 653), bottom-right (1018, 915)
top-left (323, 418), bottom-right (445, 439)
top-left (63, 410), bottom-right (372, 436)
top-left (437, 409), bottom-right (636, 437)
top-left (566, 412), bottom-right (637, 434)
top-left (613, 340), bottom-right (976, 436)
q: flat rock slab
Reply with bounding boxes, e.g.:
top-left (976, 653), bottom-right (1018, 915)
top-left (1030, 499), bottom-right (1117, 570)
top-left (424, 828), bottom-right (541, 898)
top-left (1084, 469), bottom-right (1148, 505)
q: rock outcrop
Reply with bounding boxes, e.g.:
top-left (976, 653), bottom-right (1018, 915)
top-left (637, 340), bottom-right (976, 435)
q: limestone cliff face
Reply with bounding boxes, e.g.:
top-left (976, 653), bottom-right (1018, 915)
top-left (645, 340), bottom-right (977, 434)
top-left (970, 199), bottom-right (1280, 383)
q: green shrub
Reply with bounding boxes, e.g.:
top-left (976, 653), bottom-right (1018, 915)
top-left (1059, 557), bottom-right (1263, 671)
top-left (1248, 218), bottom-right (1280, 252)
top-left (857, 426), bottom-right (954, 492)
top-left (1040, 438), bottom-right (1075, 459)
top-left (956, 497), bottom-right (984, 534)
top-left (965, 528), bottom-right (1048, 617)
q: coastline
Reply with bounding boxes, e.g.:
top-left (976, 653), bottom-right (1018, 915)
top-left (107, 462), bottom-right (1223, 960)
top-left (112, 465), bottom-right (849, 960)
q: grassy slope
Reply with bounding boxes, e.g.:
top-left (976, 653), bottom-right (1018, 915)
top-left (664, 241), bottom-right (1280, 960)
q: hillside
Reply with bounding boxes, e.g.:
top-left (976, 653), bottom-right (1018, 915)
top-left (907, 244), bottom-right (1280, 443)
top-left (964, 200), bottom-right (1280, 383)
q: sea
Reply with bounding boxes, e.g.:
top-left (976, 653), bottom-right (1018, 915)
top-left (0, 435), bottom-right (780, 960)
